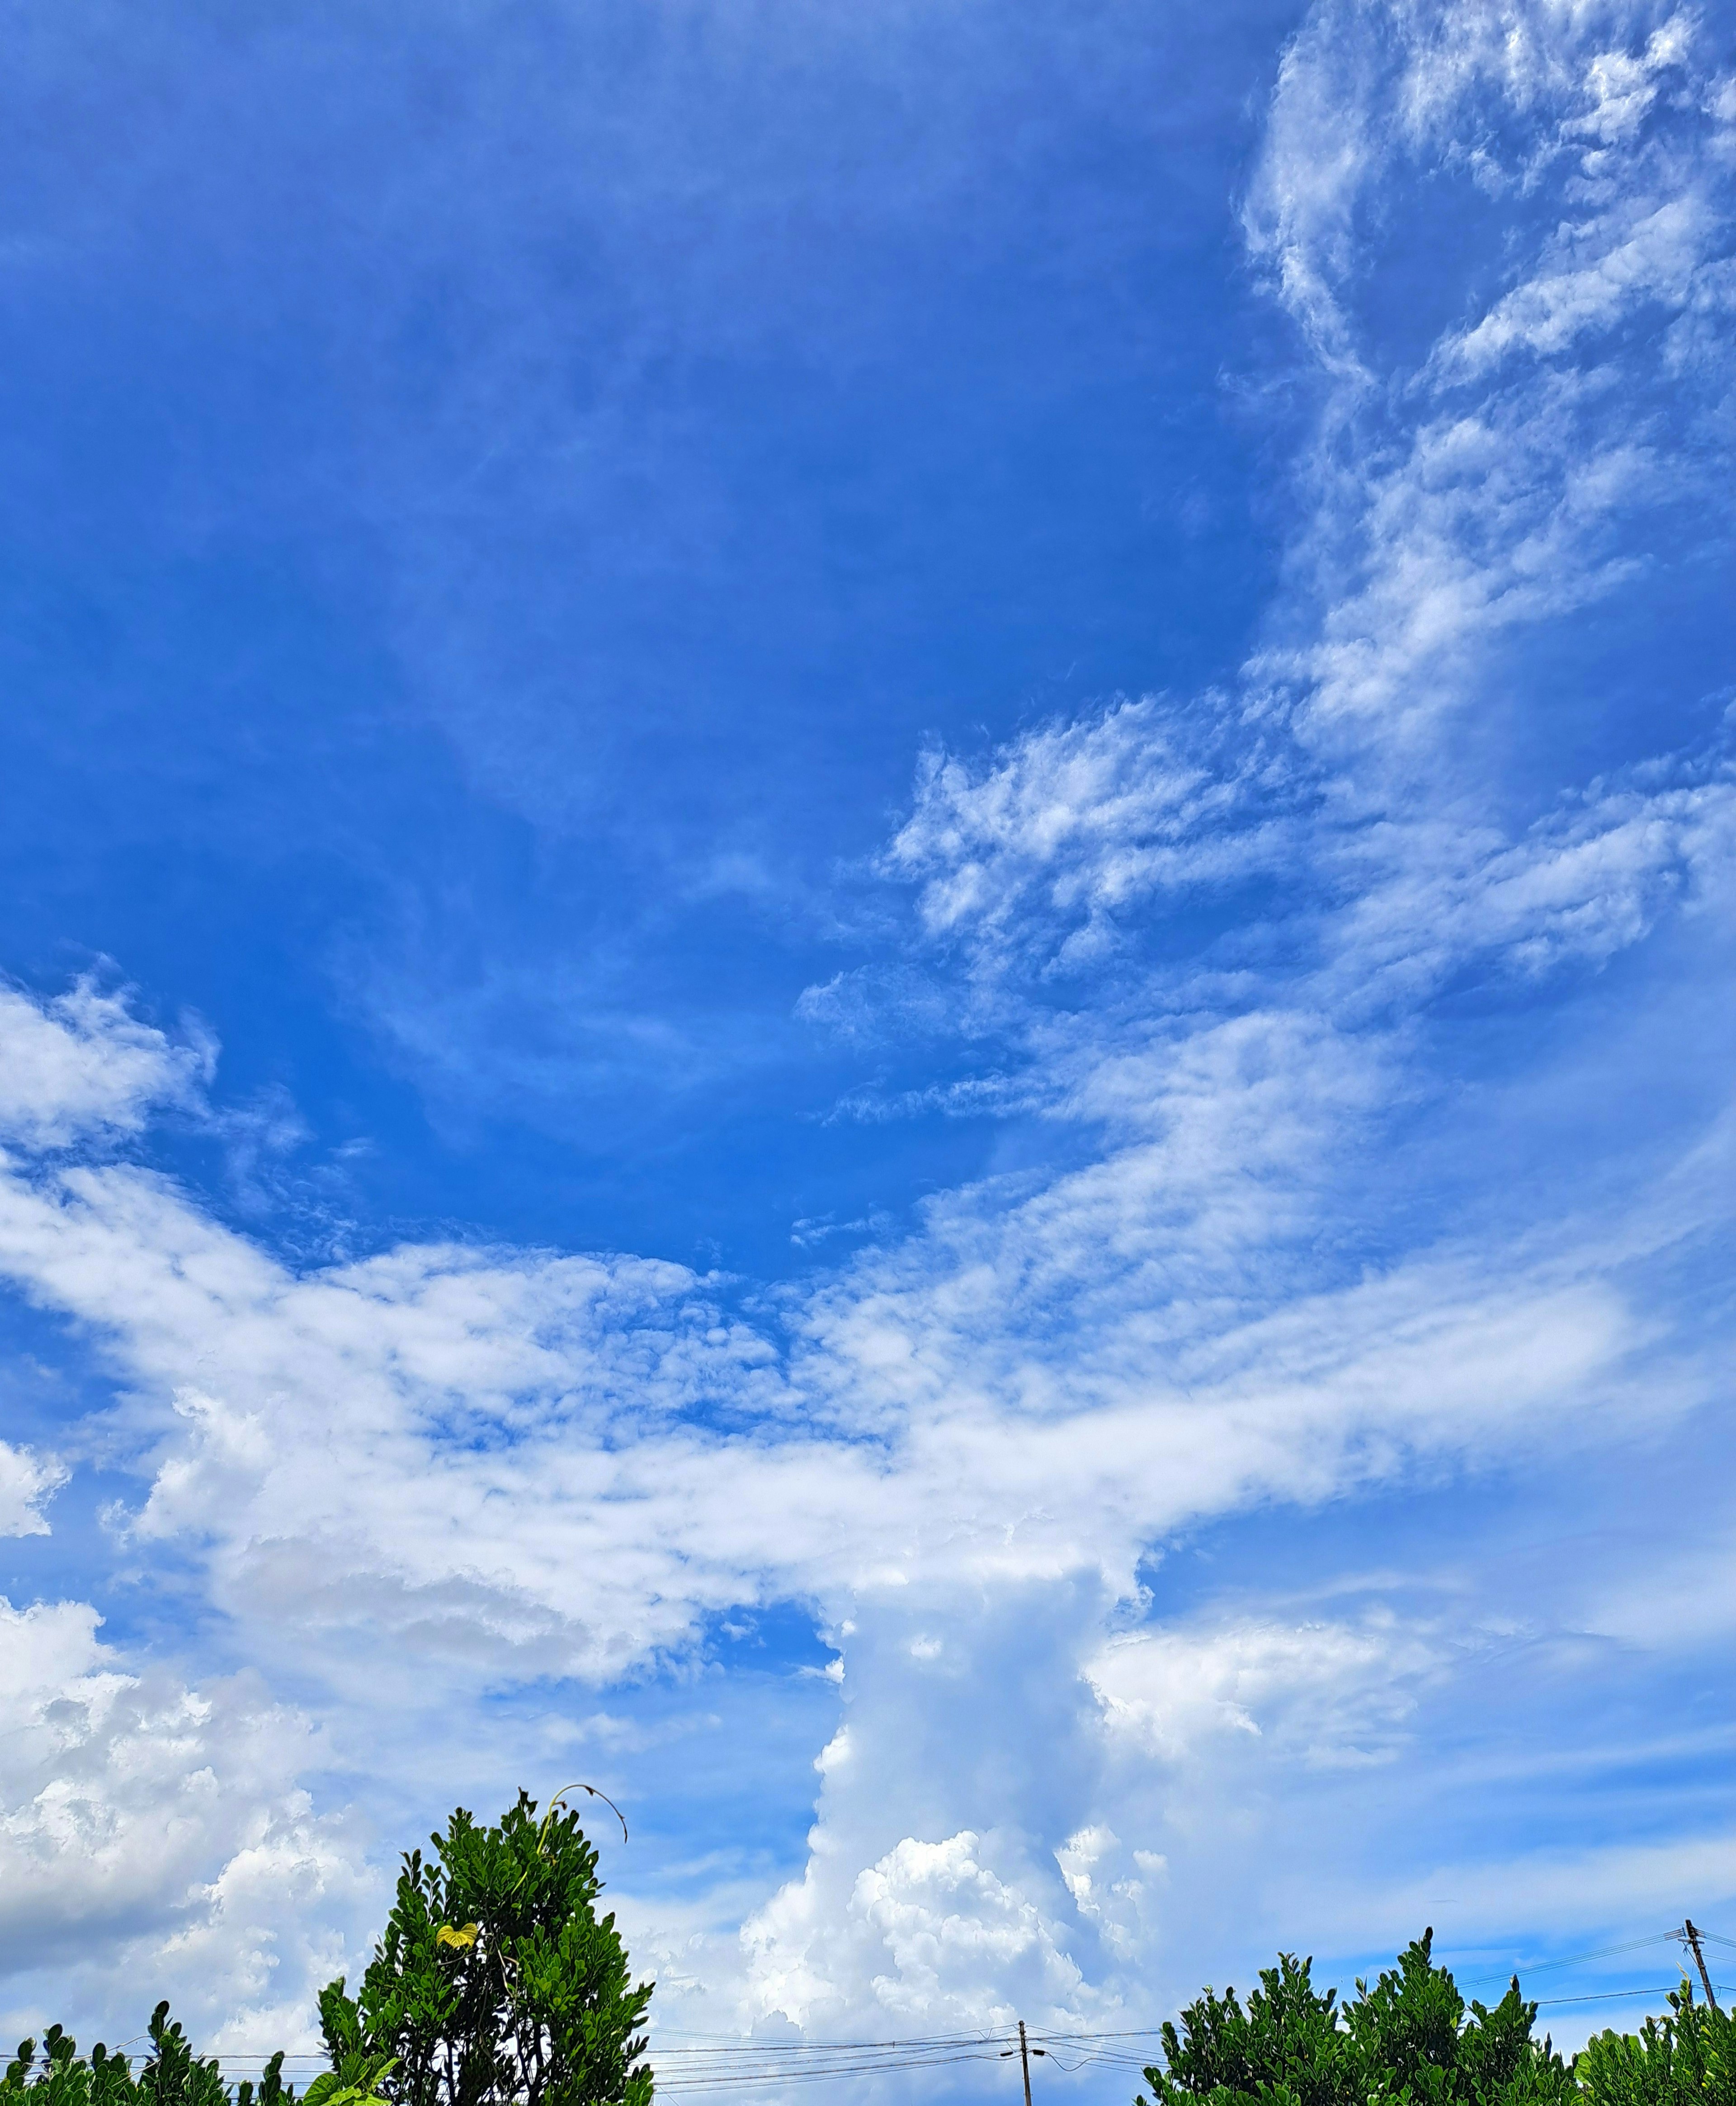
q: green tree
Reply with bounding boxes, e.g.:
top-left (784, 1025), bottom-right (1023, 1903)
top-left (319, 1791), bottom-right (652, 2106)
top-left (1140, 1931), bottom-right (1575, 2106)
top-left (0, 2004), bottom-right (294, 2106)
top-left (1141, 1950), bottom-right (1355, 2106)
top-left (1575, 1983), bottom-right (1736, 2106)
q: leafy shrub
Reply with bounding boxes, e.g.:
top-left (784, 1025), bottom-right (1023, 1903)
top-left (1575, 1984), bottom-right (1735, 2106)
top-left (0, 2001), bottom-right (292, 2106)
top-left (1139, 1930), bottom-right (1576, 2106)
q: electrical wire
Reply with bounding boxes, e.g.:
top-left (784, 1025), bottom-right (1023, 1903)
top-left (655, 2055), bottom-right (1012, 2092)
top-left (1532, 1986), bottom-right (1706, 2008)
top-left (1456, 1932), bottom-right (1688, 1988)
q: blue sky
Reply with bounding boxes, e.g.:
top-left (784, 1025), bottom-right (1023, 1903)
top-left (2, 0), bottom-right (1735, 2089)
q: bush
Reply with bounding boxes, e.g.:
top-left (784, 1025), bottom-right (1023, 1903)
top-left (1139, 1930), bottom-right (1576, 2106)
top-left (1575, 1984), bottom-right (1735, 2106)
top-left (0, 2000), bottom-right (292, 2106)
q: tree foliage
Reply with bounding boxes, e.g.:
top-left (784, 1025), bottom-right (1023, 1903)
top-left (1139, 1931), bottom-right (1576, 2106)
top-left (1575, 1985), bottom-right (1735, 2106)
top-left (319, 1790), bottom-right (653, 2106)
top-left (0, 2001), bottom-right (293, 2106)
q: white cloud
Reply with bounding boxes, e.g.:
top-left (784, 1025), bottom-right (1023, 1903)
top-left (0, 1087), bottom-right (1662, 1682)
top-left (1381, 1829), bottom-right (1736, 1958)
top-left (0, 1597), bottom-right (376, 2054)
top-left (1323, 751), bottom-right (1736, 1005)
top-left (1236, 1), bottom-right (1736, 782)
top-left (1086, 1615), bottom-right (1438, 1766)
top-left (1243, 3), bottom-right (1716, 364)
top-left (881, 699), bottom-right (1296, 982)
top-left (742, 1830), bottom-right (1093, 2032)
top-left (0, 979), bottom-right (212, 1150)
top-left (0, 1442), bottom-right (66, 1538)
top-left (742, 0), bottom-right (1736, 2038)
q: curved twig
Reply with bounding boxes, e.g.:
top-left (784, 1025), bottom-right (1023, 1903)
top-left (543, 1780), bottom-right (629, 1845)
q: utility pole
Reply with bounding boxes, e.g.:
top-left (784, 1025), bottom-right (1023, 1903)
top-left (1684, 1921), bottom-right (1719, 2010)
top-left (1001, 2020), bottom-right (1047, 2105)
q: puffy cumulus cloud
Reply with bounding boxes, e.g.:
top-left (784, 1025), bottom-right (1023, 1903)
top-left (735, 1581), bottom-right (1119, 2036)
top-left (0, 807), bottom-right (1731, 2043)
top-left (0, 940), bottom-right (1693, 1729)
top-left (736, 1558), bottom-right (1736, 2045)
top-left (0, 1171), bottom-right (802, 1693)
top-left (852, 1834), bottom-right (1088, 2024)
top-left (0, 1441), bottom-right (66, 1537)
top-left (743, 1829), bottom-right (1091, 2033)
top-left (0, 1597), bottom-right (376, 2054)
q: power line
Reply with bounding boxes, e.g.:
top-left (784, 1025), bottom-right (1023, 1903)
top-left (653, 2033), bottom-right (1011, 2052)
top-left (1532, 1985), bottom-right (1729, 2008)
top-left (1456, 1931), bottom-right (1686, 1988)
top-left (655, 2053), bottom-right (1012, 2092)
top-left (655, 2034), bottom-right (1006, 2047)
